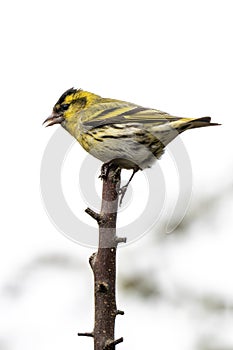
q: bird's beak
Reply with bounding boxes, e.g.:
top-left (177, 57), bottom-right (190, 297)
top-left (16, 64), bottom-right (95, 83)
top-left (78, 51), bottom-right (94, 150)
top-left (43, 114), bottom-right (65, 127)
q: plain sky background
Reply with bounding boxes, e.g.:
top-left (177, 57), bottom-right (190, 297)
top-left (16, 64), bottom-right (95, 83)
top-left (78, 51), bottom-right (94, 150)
top-left (1, 0), bottom-right (233, 349)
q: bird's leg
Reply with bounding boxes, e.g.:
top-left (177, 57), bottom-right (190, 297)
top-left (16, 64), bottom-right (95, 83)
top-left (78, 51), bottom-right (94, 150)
top-left (119, 166), bottom-right (140, 206)
top-left (100, 161), bottom-right (140, 205)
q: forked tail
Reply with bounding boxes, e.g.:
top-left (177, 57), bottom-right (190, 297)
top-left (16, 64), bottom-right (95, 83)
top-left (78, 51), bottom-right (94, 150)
top-left (176, 117), bottom-right (220, 133)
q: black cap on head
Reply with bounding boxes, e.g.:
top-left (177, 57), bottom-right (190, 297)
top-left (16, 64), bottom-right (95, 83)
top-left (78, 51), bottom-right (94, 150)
top-left (56, 87), bottom-right (77, 105)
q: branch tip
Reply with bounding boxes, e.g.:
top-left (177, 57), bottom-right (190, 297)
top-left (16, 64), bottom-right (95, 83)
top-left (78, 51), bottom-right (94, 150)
top-left (85, 208), bottom-right (101, 222)
top-left (116, 310), bottom-right (124, 315)
top-left (115, 236), bottom-right (127, 244)
top-left (104, 337), bottom-right (124, 349)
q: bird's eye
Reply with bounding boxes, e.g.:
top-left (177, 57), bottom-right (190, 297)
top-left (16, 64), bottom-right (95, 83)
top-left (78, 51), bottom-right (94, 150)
top-left (61, 104), bottom-right (69, 111)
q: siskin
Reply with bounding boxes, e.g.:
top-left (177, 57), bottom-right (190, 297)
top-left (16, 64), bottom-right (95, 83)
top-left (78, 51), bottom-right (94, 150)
top-left (44, 87), bottom-right (219, 190)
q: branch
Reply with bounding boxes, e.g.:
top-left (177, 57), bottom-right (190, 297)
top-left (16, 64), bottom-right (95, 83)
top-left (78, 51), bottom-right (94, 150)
top-left (79, 163), bottom-right (125, 350)
top-left (78, 332), bottom-right (94, 338)
top-left (85, 208), bottom-right (101, 223)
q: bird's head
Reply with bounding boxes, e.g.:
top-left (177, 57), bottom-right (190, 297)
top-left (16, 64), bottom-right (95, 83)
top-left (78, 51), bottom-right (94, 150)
top-left (43, 87), bottom-right (100, 127)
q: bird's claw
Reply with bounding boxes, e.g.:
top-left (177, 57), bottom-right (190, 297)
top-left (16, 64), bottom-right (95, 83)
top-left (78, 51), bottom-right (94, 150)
top-left (99, 162), bottom-right (110, 180)
top-left (99, 161), bottom-right (120, 181)
top-left (118, 185), bottom-right (128, 206)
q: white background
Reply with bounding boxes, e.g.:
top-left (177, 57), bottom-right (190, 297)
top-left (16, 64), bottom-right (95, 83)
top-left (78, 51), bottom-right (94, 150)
top-left (0, 1), bottom-right (233, 349)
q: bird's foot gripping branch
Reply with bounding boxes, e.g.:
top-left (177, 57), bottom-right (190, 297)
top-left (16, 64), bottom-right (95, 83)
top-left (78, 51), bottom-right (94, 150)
top-left (78, 162), bottom-right (126, 350)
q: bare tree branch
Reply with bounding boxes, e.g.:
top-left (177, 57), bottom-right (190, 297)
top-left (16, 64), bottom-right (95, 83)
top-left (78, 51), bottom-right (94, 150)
top-left (79, 163), bottom-right (125, 350)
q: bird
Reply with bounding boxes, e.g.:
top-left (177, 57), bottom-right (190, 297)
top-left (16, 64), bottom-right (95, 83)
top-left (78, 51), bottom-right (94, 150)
top-left (43, 87), bottom-right (219, 201)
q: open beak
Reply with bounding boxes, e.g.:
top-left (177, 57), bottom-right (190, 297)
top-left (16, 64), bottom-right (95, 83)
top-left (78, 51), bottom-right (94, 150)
top-left (43, 114), bottom-right (65, 127)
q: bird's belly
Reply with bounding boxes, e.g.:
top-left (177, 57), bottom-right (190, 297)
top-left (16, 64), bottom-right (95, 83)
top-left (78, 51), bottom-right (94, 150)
top-left (87, 137), bottom-right (156, 169)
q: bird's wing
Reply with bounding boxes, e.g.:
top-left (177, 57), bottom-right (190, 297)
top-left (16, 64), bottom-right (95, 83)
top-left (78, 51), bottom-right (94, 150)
top-left (81, 100), bottom-right (180, 129)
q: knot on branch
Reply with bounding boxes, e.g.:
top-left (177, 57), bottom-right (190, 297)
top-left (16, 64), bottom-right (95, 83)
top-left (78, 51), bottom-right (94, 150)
top-left (97, 281), bottom-right (109, 293)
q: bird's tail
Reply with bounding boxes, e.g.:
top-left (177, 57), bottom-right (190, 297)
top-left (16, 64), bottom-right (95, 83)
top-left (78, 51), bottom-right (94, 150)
top-left (174, 117), bottom-right (220, 134)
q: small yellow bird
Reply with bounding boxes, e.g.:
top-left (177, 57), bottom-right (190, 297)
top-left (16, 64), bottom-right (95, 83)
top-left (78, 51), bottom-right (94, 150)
top-left (44, 87), bottom-right (219, 195)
